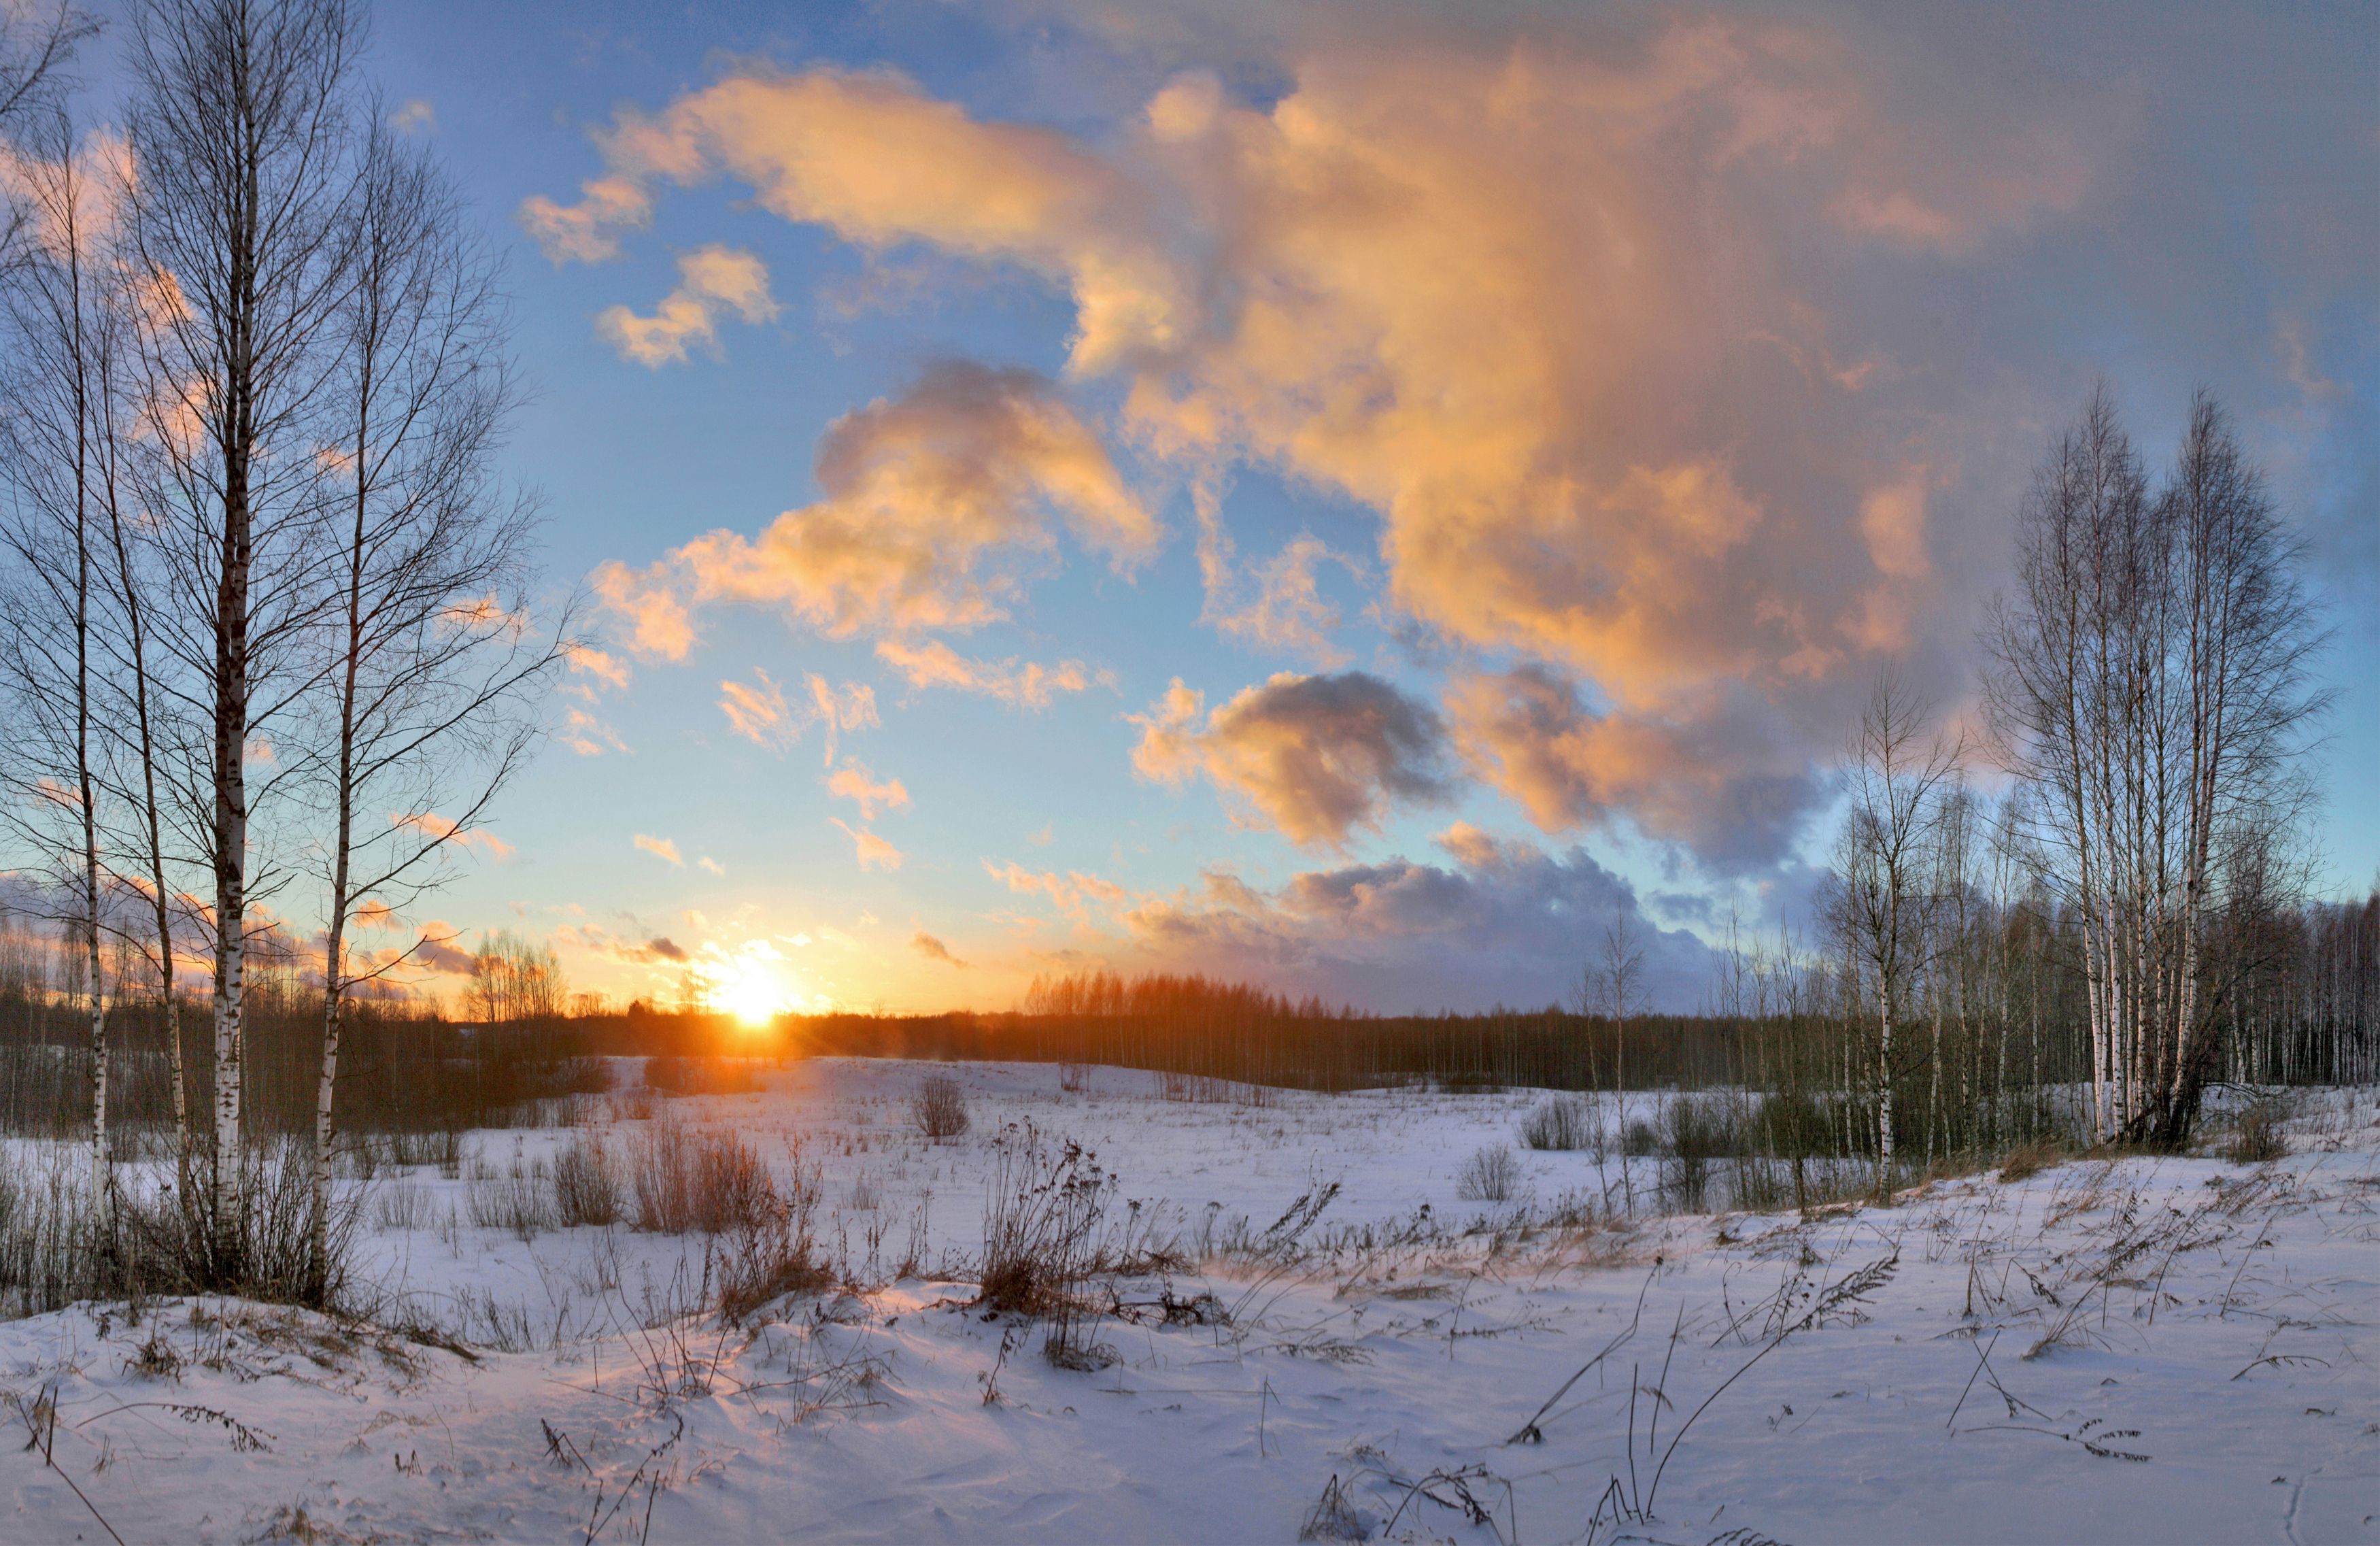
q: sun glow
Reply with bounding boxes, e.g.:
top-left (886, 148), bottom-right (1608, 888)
top-left (718, 958), bottom-right (795, 1026)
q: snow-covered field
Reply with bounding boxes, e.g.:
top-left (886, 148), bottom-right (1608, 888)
top-left (3, 1060), bottom-right (2374, 1544)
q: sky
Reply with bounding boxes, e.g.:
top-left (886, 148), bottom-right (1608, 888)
top-left (286, 0), bottom-right (2377, 1018)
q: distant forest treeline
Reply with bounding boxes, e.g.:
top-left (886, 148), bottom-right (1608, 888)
top-left (2, 886), bottom-right (2372, 1164)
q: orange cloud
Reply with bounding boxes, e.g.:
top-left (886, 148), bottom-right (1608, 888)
top-left (1193, 477), bottom-right (1355, 667)
top-left (392, 811), bottom-right (515, 860)
top-left (598, 244), bottom-right (779, 366)
top-left (982, 859), bottom-right (1129, 924)
top-left (832, 818), bottom-right (903, 871)
top-left (633, 833), bottom-right (684, 866)
top-left (539, 23), bottom-right (2115, 862)
top-left (874, 638), bottom-right (1109, 709)
top-left (560, 705), bottom-right (628, 756)
top-left (597, 363), bottom-right (1155, 650)
top-left (564, 643), bottom-right (632, 690)
top-left (1447, 667), bottom-right (1816, 867)
top-left (521, 67), bottom-right (1188, 371)
top-left (826, 758), bottom-right (909, 820)
top-left (1131, 672), bottom-right (1451, 850)
top-left (718, 669), bottom-right (877, 763)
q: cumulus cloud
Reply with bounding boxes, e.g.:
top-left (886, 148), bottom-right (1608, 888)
top-left (633, 833), bottom-right (683, 866)
top-left (1131, 671), bottom-right (1452, 849)
top-left (1447, 666), bottom-right (1818, 869)
top-left (596, 244), bottom-right (780, 367)
top-left (874, 638), bottom-right (1110, 708)
top-left (832, 819), bottom-right (904, 871)
top-left (539, 7), bottom-right (2374, 867)
top-left (1118, 826), bottom-right (1711, 1011)
top-left (413, 928), bottom-right (476, 976)
top-left (827, 758), bottom-right (910, 820)
top-left (559, 705), bottom-right (628, 756)
top-left (596, 362), bottom-right (1156, 649)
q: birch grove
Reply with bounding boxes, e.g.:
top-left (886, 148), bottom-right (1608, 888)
top-left (0, 0), bottom-right (560, 1297)
top-left (1986, 386), bottom-right (2324, 1146)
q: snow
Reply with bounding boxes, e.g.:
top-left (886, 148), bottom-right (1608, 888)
top-left (3, 1060), bottom-right (2374, 1544)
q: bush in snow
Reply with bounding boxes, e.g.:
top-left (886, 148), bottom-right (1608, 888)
top-left (911, 1073), bottom-right (971, 1141)
top-left (1519, 1094), bottom-right (1599, 1151)
top-left (1456, 1144), bottom-right (1519, 1203)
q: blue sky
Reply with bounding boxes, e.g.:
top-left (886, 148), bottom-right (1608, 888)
top-left (313, 0), bottom-right (2376, 1016)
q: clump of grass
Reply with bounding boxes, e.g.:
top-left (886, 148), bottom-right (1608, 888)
top-left (2226, 1099), bottom-right (2290, 1165)
top-left (1455, 1144), bottom-right (1519, 1203)
top-left (1996, 1136), bottom-right (2065, 1183)
top-left (714, 1150), bottom-right (828, 1324)
top-left (466, 1148), bottom-right (557, 1242)
top-left (630, 1121), bottom-right (779, 1234)
top-left (0, 1139), bottom-right (364, 1316)
top-left (1519, 1094), bottom-right (1599, 1152)
top-left (911, 1073), bottom-right (971, 1142)
top-left (371, 1175), bottom-right (435, 1231)
top-left (975, 1122), bottom-right (1120, 1368)
top-left (552, 1131), bottom-right (624, 1227)
top-left (1663, 1094), bottom-right (1743, 1211)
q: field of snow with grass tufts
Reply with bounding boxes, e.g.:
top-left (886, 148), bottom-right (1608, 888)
top-left (2, 1061), bottom-right (2374, 1544)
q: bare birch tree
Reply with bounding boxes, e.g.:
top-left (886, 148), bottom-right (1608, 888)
top-left (0, 110), bottom-right (129, 1200)
top-left (303, 112), bottom-right (561, 1266)
top-left (122, 0), bottom-right (362, 1264)
top-left (1826, 672), bottom-right (1962, 1175)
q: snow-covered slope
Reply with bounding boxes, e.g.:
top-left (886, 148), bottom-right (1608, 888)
top-left (3, 1063), bottom-right (2372, 1544)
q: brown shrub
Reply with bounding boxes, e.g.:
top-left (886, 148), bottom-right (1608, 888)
top-left (911, 1073), bottom-right (970, 1141)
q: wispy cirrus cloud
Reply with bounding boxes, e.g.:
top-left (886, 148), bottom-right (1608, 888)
top-left (717, 669), bottom-right (878, 764)
top-left (874, 638), bottom-right (1110, 709)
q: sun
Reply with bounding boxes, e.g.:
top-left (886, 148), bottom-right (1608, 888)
top-left (717, 958), bottom-right (793, 1027)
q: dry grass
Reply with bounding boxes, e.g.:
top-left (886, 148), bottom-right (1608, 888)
top-left (630, 1122), bottom-right (779, 1234)
top-left (646, 1056), bottom-right (762, 1098)
top-left (2224, 1098), bottom-right (2290, 1164)
top-left (1996, 1136), bottom-right (2066, 1184)
top-left (551, 1131), bottom-right (624, 1227)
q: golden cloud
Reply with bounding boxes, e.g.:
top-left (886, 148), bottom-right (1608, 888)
top-left (597, 244), bottom-right (780, 367)
top-left (539, 20), bottom-right (2118, 861)
top-left (598, 363), bottom-right (1155, 650)
top-left (873, 638), bottom-right (1109, 708)
top-left (523, 67), bottom-right (1189, 372)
